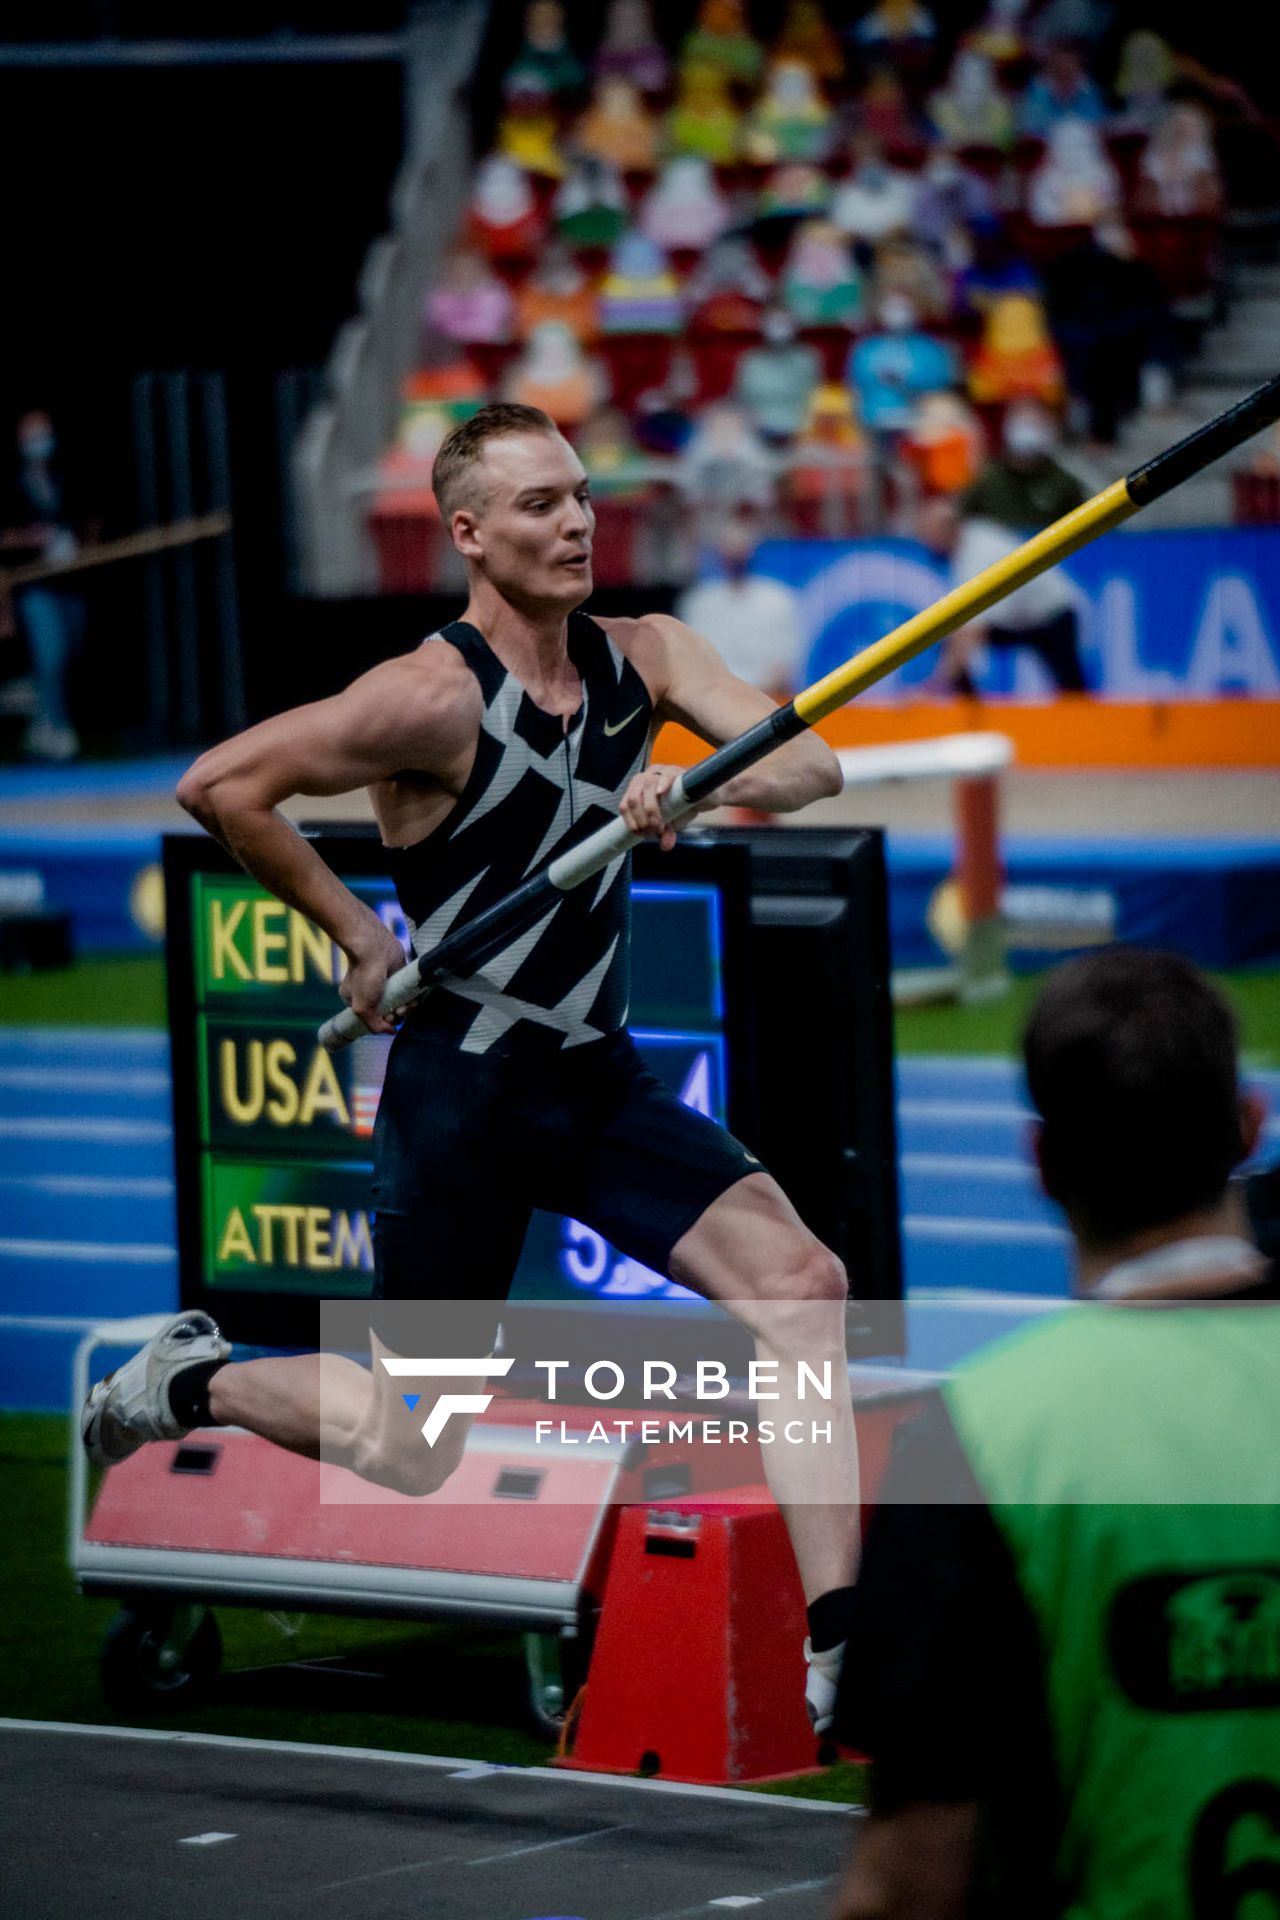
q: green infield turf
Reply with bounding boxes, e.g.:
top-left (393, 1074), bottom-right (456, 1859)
top-left (896, 966), bottom-right (1280, 1066)
top-left (2, 952), bottom-right (1277, 1064)
top-left (0, 954), bottom-right (167, 1027)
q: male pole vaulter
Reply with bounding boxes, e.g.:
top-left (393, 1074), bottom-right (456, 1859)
top-left (82, 404), bottom-right (858, 1732)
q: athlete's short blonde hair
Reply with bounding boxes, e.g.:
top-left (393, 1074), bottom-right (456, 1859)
top-left (431, 402), bottom-right (560, 520)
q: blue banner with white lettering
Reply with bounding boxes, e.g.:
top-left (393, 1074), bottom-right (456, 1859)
top-left (754, 527), bottom-right (1280, 700)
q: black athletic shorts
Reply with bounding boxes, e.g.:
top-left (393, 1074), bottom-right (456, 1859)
top-left (367, 1013), bottom-right (762, 1350)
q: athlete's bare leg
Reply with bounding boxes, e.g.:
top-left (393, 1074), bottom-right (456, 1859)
top-left (669, 1173), bottom-right (860, 1602)
top-left (206, 1336), bottom-right (477, 1497)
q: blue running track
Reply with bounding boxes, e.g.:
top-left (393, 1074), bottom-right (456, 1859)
top-left (2, 1029), bottom-right (1277, 1409)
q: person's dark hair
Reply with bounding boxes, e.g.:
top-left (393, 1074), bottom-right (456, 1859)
top-left (431, 402), bottom-right (559, 520)
top-left (1023, 948), bottom-right (1245, 1244)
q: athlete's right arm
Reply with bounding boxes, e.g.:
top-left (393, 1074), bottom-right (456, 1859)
top-left (176, 651), bottom-right (477, 1033)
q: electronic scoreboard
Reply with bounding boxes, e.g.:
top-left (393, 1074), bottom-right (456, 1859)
top-left (164, 831), bottom-right (759, 1349)
top-left (165, 826), bottom-right (903, 1356)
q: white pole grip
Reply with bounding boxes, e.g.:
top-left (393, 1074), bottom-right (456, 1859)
top-left (316, 951), bottom-right (430, 1053)
top-left (318, 775), bottom-right (695, 1052)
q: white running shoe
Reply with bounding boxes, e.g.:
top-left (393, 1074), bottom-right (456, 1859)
top-left (804, 1636), bottom-right (846, 1737)
top-left (81, 1311), bottom-right (230, 1469)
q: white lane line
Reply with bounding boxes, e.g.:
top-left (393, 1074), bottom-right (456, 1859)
top-left (899, 1099), bottom-right (1030, 1123)
top-left (179, 1832), bottom-right (236, 1846)
top-left (0, 1174), bottom-right (173, 1197)
top-left (0, 1067), bottom-right (168, 1094)
top-left (0, 1313), bottom-right (143, 1332)
top-left (904, 1216), bottom-right (1068, 1245)
top-left (0, 1117), bottom-right (170, 1142)
top-left (710, 1900), bottom-right (763, 1910)
top-left (0, 1028), bottom-right (166, 1053)
top-left (909, 1289), bottom-right (1070, 1315)
top-left (898, 1056), bottom-right (1017, 1076)
top-left (0, 1237), bottom-right (174, 1264)
top-left (467, 1822), bottom-right (633, 1866)
top-left (899, 1102), bottom-right (1280, 1146)
top-left (900, 1055), bottom-right (1280, 1094)
top-left (640, 1877), bottom-right (834, 1919)
top-left (901, 1153), bottom-right (1030, 1180)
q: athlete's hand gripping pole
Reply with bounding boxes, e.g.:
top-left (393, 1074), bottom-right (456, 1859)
top-left (318, 373), bottom-right (1280, 1052)
top-left (318, 784), bottom-right (693, 1051)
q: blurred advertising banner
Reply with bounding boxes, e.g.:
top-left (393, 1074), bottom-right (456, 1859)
top-left (759, 528), bottom-right (1280, 701)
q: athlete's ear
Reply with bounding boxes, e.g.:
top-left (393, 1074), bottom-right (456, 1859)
top-left (451, 507), bottom-right (484, 560)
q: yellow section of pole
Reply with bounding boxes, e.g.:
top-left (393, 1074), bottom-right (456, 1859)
top-left (793, 478), bottom-right (1135, 725)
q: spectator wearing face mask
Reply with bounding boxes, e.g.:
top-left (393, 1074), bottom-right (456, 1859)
top-left (930, 399), bottom-right (1090, 694)
top-left (872, 234), bottom-right (953, 327)
top-left (964, 398), bottom-right (1085, 526)
top-left (678, 402), bottom-right (778, 520)
top-left (1019, 44), bottom-right (1107, 137)
top-left (1028, 117), bottom-right (1121, 229)
top-left (676, 516), bottom-right (807, 697)
top-left (831, 139), bottom-right (917, 246)
top-left (3, 411), bottom-right (87, 761)
top-left (734, 309), bottom-right (823, 444)
top-left (847, 295), bottom-right (958, 434)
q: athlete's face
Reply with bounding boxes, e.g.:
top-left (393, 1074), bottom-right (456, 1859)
top-left (454, 432), bottom-right (595, 611)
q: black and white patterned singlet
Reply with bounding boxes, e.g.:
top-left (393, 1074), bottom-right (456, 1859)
top-left (387, 614), bottom-right (653, 1055)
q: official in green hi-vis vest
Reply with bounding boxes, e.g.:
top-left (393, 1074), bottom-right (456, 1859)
top-left (831, 949), bottom-right (1280, 1920)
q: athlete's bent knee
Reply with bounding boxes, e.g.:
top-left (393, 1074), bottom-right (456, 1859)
top-left (782, 1242), bottom-right (849, 1305)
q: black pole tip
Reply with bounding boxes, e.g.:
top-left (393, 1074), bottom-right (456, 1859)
top-left (1127, 373), bottom-right (1280, 507)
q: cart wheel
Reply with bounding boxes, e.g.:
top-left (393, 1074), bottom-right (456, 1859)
top-left (100, 1603), bottom-right (222, 1713)
top-left (524, 1627), bottom-right (590, 1740)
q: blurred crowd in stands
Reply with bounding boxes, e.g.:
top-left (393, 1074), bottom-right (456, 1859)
top-left (369, 0), bottom-right (1280, 651)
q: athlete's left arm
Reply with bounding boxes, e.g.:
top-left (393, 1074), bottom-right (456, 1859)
top-left (623, 612), bottom-right (841, 833)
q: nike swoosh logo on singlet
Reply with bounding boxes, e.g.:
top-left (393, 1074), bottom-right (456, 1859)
top-left (603, 705), bottom-right (646, 738)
